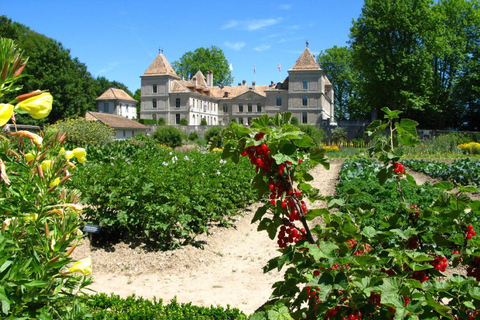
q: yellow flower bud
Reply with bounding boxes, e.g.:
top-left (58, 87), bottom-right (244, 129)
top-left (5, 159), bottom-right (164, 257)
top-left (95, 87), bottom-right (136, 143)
top-left (25, 153), bottom-right (34, 162)
top-left (68, 257), bottom-right (92, 276)
top-left (49, 177), bottom-right (60, 188)
top-left (15, 92), bottom-right (53, 119)
top-left (0, 104), bottom-right (14, 126)
top-left (25, 213), bottom-right (38, 221)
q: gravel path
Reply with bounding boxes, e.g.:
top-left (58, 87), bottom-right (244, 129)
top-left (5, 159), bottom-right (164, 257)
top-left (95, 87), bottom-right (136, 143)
top-left (72, 160), bottom-right (344, 315)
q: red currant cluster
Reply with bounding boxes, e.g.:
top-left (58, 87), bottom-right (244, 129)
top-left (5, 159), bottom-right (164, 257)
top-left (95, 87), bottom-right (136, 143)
top-left (368, 292), bottom-right (381, 308)
top-left (306, 286), bottom-right (320, 304)
top-left (430, 256), bottom-right (448, 272)
top-left (465, 224), bottom-right (477, 240)
top-left (241, 144), bottom-right (273, 174)
top-left (406, 236), bottom-right (419, 249)
top-left (409, 205), bottom-right (420, 218)
top-left (393, 162), bottom-right (405, 175)
top-left (354, 243), bottom-right (371, 256)
top-left (466, 257), bottom-right (480, 281)
top-left (346, 238), bottom-right (356, 249)
top-left (324, 306), bottom-right (340, 319)
top-left (411, 270), bottom-right (429, 283)
top-left (345, 310), bottom-right (363, 320)
top-left (277, 223), bottom-right (305, 248)
top-left (453, 250), bottom-right (462, 262)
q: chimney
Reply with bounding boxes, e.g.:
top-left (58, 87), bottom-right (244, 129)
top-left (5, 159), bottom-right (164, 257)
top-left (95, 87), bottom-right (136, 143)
top-left (242, 80), bottom-right (246, 86)
top-left (223, 92), bottom-right (229, 98)
top-left (252, 81), bottom-right (256, 90)
top-left (206, 70), bottom-right (213, 87)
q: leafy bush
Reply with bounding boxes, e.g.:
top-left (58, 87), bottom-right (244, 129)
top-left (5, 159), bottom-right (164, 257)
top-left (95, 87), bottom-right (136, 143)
top-left (85, 293), bottom-right (247, 319)
top-left (179, 118), bottom-right (188, 125)
top-left (204, 126), bottom-right (223, 147)
top-left (200, 118), bottom-right (207, 125)
top-left (188, 131), bottom-right (199, 141)
top-left (290, 116), bottom-right (299, 125)
top-left (158, 117), bottom-right (166, 125)
top-left (47, 117), bottom-right (115, 147)
top-left (139, 119), bottom-right (157, 125)
top-left (331, 126), bottom-right (348, 143)
top-left (152, 125), bottom-right (186, 148)
top-left (297, 124), bottom-right (327, 146)
top-left (458, 142), bottom-right (480, 154)
top-left (230, 118), bottom-right (237, 124)
top-left (71, 140), bottom-right (256, 249)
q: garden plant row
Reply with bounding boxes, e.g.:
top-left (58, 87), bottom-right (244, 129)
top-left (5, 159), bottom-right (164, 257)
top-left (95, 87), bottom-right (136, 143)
top-left (402, 159), bottom-right (480, 186)
top-left (69, 137), bottom-right (257, 249)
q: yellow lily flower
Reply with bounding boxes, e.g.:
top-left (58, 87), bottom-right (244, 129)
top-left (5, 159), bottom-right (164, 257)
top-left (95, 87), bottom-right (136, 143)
top-left (8, 131), bottom-right (43, 146)
top-left (0, 104), bottom-right (14, 126)
top-left (41, 160), bottom-right (53, 172)
top-left (72, 148), bottom-right (87, 163)
top-left (15, 92), bottom-right (53, 120)
top-left (25, 213), bottom-right (38, 221)
top-left (0, 158), bottom-right (10, 185)
top-left (68, 257), bottom-right (92, 276)
top-left (63, 203), bottom-right (83, 212)
top-left (25, 153), bottom-right (35, 162)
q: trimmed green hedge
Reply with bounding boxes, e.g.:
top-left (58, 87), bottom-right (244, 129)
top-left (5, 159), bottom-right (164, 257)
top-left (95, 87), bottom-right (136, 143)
top-left (84, 293), bottom-right (247, 319)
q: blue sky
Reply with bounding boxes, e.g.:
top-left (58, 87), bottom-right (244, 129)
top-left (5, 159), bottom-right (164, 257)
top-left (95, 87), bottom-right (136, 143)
top-left (1, 0), bottom-right (364, 94)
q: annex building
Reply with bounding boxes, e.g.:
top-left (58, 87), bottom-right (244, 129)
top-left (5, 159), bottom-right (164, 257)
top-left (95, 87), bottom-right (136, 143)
top-left (139, 46), bottom-right (335, 127)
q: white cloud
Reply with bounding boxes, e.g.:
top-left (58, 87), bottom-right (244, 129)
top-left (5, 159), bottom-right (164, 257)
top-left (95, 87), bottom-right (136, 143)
top-left (221, 18), bottom-right (282, 31)
top-left (279, 4), bottom-right (292, 10)
top-left (224, 41), bottom-right (246, 51)
top-left (98, 61), bottom-right (119, 74)
top-left (254, 44), bottom-right (271, 52)
top-left (278, 36), bottom-right (303, 43)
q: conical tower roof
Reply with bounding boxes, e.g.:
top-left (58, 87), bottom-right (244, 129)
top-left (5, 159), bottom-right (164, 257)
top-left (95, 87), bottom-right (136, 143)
top-left (290, 47), bottom-right (321, 71)
top-left (142, 53), bottom-right (179, 78)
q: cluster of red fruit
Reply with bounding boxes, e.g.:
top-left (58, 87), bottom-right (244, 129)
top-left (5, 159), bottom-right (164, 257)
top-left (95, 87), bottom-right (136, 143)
top-left (466, 257), bottom-right (480, 281)
top-left (353, 243), bottom-right (371, 256)
top-left (411, 270), bottom-right (430, 283)
top-left (240, 133), bottom-right (274, 174)
top-left (454, 310), bottom-right (479, 320)
top-left (277, 223), bottom-right (306, 248)
top-left (306, 286), bottom-right (320, 305)
top-left (430, 255), bottom-right (448, 272)
top-left (409, 204), bottom-right (420, 218)
top-left (346, 238), bottom-right (356, 249)
top-left (465, 224), bottom-right (477, 240)
top-left (345, 311), bottom-right (363, 320)
top-left (406, 236), bottom-right (419, 249)
top-left (393, 162), bottom-right (405, 175)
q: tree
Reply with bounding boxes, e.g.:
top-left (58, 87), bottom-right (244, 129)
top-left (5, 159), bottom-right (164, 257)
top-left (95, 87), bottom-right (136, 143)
top-left (172, 46), bottom-right (233, 86)
top-left (95, 76), bottom-right (133, 97)
top-left (350, 0), bottom-right (434, 122)
top-left (317, 46), bottom-right (365, 120)
top-left (133, 88), bottom-right (141, 118)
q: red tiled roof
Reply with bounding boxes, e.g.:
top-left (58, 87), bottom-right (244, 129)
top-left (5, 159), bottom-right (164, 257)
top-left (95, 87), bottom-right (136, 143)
top-left (142, 53), bottom-right (179, 78)
top-left (86, 112), bottom-right (148, 130)
top-left (96, 88), bottom-right (137, 102)
top-left (290, 47), bottom-right (321, 71)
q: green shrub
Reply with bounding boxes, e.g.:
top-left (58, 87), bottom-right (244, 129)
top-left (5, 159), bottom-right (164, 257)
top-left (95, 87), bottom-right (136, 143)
top-left (139, 119), bottom-right (157, 125)
top-left (47, 117), bottom-right (115, 147)
top-left (85, 293), bottom-right (247, 319)
top-left (200, 118), bottom-right (208, 125)
top-left (290, 116), bottom-right (299, 125)
top-left (204, 126), bottom-right (223, 147)
top-left (179, 118), bottom-right (188, 125)
top-left (331, 126), bottom-right (348, 143)
top-left (188, 131), bottom-right (199, 141)
top-left (158, 117), bottom-right (166, 125)
top-left (152, 125), bottom-right (186, 148)
top-left (297, 124), bottom-right (327, 147)
top-left (230, 118), bottom-right (237, 124)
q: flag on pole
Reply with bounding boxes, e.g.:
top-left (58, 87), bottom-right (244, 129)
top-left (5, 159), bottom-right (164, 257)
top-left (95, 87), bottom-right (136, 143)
top-left (254, 64), bottom-right (256, 74)
top-left (278, 63), bottom-right (281, 72)
top-left (229, 63), bottom-right (233, 71)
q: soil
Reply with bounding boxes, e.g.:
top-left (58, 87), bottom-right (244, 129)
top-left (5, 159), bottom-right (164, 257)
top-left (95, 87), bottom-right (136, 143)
top-left (72, 160), bottom-right (344, 315)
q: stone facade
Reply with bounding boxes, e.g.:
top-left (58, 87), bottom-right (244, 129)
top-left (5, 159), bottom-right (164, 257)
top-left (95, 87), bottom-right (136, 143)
top-left (96, 88), bottom-right (138, 120)
top-left (140, 47), bottom-right (334, 126)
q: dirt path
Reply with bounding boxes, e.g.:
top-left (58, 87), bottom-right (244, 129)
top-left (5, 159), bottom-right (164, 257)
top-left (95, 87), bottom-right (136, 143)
top-left (72, 160), bottom-right (344, 315)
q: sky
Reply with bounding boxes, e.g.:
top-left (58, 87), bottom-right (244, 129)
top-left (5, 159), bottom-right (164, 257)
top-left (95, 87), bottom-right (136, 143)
top-left (1, 0), bottom-right (365, 94)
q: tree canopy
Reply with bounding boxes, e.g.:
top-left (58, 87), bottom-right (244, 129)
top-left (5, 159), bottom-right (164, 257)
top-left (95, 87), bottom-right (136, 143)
top-left (0, 16), bottom-right (135, 125)
top-left (349, 0), bottom-right (480, 129)
top-left (172, 46), bottom-right (233, 86)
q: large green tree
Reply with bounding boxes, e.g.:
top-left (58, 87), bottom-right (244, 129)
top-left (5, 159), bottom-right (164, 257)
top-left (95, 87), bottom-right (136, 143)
top-left (172, 46), bottom-right (233, 86)
top-left (317, 46), bottom-right (366, 121)
top-left (350, 0), bottom-right (434, 122)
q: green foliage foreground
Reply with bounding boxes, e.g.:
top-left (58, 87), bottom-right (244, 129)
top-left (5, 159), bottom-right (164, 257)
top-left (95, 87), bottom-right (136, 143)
top-left (216, 110), bottom-right (480, 319)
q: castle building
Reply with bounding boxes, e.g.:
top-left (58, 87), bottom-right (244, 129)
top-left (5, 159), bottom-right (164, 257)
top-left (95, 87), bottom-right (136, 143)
top-left (140, 47), bottom-right (334, 126)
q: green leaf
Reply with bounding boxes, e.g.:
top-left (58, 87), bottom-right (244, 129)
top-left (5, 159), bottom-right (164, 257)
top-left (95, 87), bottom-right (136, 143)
top-left (0, 286), bottom-right (10, 315)
top-left (377, 167), bottom-right (389, 186)
top-left (267, 304), bottom-right (294, 320)
top-left (362, 226), bottom-right (377, 239)
top-left (468, 287), bottom-right (480, 300)
top-left (305, 208), bottom-right (329, 221)
top-left (252, 205), bottom-right (268, 223)
top-left (249, 312), bottom-right (267, 320)
top-left (425, 293), bottom-right (453, 319)
top-left (405, 173), bottom-right (417, 186)
top-left (434, 181), bottom-right (454, 191)
top-left (293, 134), bottom-right (314, 148)
top-left (310, 148), bottom-right (329, 169)
top-left (381, 107), bottom-right (402, 119)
